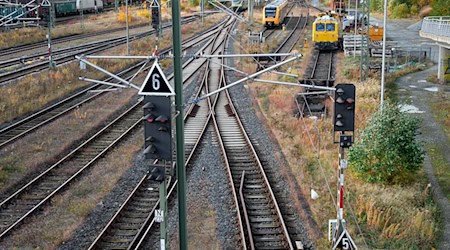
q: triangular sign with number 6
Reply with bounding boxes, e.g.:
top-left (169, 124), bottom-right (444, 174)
top-left (41, 0), bottom-right (51, 7)
top-left (139, 60), bottom-right (175, 96)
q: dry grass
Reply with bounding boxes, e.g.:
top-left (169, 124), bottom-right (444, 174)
top-left (0, 7), bottom-right (163, 49)
top-left (246, 54), bottom-right (438, 248)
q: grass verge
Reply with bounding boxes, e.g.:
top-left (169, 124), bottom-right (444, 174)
top-left (425, 143), bottom-right (450, 200)
top-left (429, 91), bottom-right (450, 141)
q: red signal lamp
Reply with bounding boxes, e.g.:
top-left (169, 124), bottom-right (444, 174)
top-left (145, 114), bottom-right (155, 123)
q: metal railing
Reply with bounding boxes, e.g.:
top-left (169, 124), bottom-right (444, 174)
top-left (421, 16), bottom-right (450, 39)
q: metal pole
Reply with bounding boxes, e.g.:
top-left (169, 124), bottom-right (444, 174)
top-left (353, 0), bottom-right (358, 58)
top-left (115, 0), bottom-right (118, 11)
top-left (249, 0), bottom-right (253, 25)
top-left (47, 0), bottom-right (55, 70)
top-left (160, 177), bottom-right (168, 250)
top-left (80, 0), bottom-right (84, 30)
top-left (201, 0), bottom-right (204, 25)
top-left (380, 0), bottom-right (387, 112)
top-left (158, 1), bottom-right (162, 37)
top-left (126, 0), bottom-right (130, 55)
top-left (332, 143), bottom-right (345, 246)
top-left (171, 0), bottom-right (187, 248)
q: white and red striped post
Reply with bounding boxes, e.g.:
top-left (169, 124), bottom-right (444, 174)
top-left (334, 144), bottom-right (348, 244)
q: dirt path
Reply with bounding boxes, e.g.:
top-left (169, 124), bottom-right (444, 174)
top-left (396, 66), bottom-right (450, 249)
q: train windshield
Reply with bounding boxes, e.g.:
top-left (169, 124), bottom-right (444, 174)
top-left (316, 23), bottom-right (325, 31)
top-left (265, 7), bottom-right (276, 18)
top-left (326, 24), bottom-right (335, 31)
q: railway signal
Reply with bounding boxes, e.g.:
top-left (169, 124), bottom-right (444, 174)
top-left (333, 84), bottom-right (356, 133)
top-left (151, 0), bottom-right (161, 32)
top-left (143, 96), bottom-right (172, 160)
top-left (330, 83), bottom-right (358, 249)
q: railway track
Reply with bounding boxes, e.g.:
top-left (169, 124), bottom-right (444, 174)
top-left (0, 19), bottom-right (226, 149)
top-left (1, 8), bottom-right (312, 247)
top-left (0, 19), bottom-right (226, 240)
top-left (0, 14), bottom-right (199, 58)
top-left (215, 68), bottom-right (293, 249)
top-left (0, 100), bottom-right (143, 239)
top-left (102, 15), bottom-right (302, 249)
top-left (298, 50), bottom-right (336, 116)
top-left (87, 18), bottom-right (235, 249)
top-left (0, 16), bottom-right (200, 84)
top-left (0, 23), bottom-right (149, 58)
top-left (306, 50), bottom-right (335, 83)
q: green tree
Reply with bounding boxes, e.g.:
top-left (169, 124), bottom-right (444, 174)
top-left (430, 0), bottom-right (450, 15)
top-left (348, 103), bottom-right (424, 184)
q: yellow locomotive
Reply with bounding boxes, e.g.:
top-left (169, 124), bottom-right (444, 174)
top-left (312, 12), bottom-right (342, 50)
top-left (263, 0), bottom-right (289, 27)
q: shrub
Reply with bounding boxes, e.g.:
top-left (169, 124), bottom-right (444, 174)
top-left (392, 3), bottom-right (410, 18)
top-left (348, 103), bottom-right (424, 184)
top-left (410, 4), bottom-right (419, 15)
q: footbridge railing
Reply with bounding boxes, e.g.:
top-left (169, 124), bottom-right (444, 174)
top-left (420, 16), bottom-right (450, 44)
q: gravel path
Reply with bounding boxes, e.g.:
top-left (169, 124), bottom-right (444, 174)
top-left (396, 66), bottom-right (450, 249)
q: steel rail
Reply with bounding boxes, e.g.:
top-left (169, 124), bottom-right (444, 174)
top-left (239, 170), bottom-right (255, 250)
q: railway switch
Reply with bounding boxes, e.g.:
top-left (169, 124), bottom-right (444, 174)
top-left (143, 96), bottom-right (172, 160)
top-left (333, 84), bottom-right (356, 132)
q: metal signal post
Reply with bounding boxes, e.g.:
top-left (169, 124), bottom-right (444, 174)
top-left (140, 59), bottom-right (174, 250)
top-left (331, 84), bottom-right (357, 250)
top-left (42, 0), bottom-right (55, 70)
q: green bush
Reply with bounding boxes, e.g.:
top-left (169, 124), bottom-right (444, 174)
top-left (392, 3), bottom-right (410, 18)
top-left (430, 0), bottom-right (450, 15)
top-left (348, 103), bottom-right (424, 184)
top-left (410, 4), bottom-right (419, 15)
